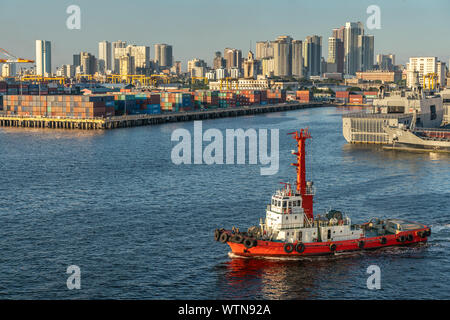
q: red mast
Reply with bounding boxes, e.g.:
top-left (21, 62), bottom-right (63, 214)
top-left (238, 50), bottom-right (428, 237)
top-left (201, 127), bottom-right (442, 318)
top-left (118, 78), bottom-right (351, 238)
top-left (288, 129), bottom-right (314, 221)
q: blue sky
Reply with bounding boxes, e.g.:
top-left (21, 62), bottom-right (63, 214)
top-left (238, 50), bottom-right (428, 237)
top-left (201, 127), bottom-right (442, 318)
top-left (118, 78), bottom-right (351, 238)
top-left (1, 0), bottom-right (450, 71)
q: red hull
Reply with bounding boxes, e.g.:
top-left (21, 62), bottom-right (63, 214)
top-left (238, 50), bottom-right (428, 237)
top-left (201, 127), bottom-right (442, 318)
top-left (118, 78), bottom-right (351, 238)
top-left (226, 229), bottom-right (429, 257)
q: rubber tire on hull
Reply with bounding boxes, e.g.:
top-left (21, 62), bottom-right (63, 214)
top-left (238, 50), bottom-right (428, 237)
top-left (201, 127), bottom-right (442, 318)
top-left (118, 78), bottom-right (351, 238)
top-left (284, 243), bottom-right (294, 253)
top-left (243, 238), bottom-right (257, 248)
top-left (407, 234), bottom-right (414, 242)
top-left (219, 232), bottom-right (229, 243)
top-left (214, 229), bottom-right (221, 241)
top-left (380, 237), bottom-right (387, 245)
top-left (329, 244), bottom-right (337, 252)
top-left (358, 241), bottom-right (365, 249)
top-left (232, 234), bottom-right (244, 244)
top-left (295, 242), bottom-right (305, 253)
top-left (397, 235), bottom-right (406, 243)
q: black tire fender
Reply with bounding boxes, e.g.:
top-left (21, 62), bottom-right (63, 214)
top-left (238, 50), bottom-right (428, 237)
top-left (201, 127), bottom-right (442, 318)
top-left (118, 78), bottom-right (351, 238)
top-left (397, 235), bottom-right (406, 242)
top-left (407, 234), bottom-right (414, 242)
top-left (232, 234), bottom-right (244, 244)
top-left (284, 243), bottom-right (294, 253)
top-left (214, 229), bottom-right (221, 241)
top-left (295, 242), bottom-right (305, 253)
top-left (329, 243), bottom-right (337, 252)
top-left (243, 238), bottom-right (255, 248)
top-left (380, 237), bottom-right (387, 245)
top-left (219, 232), bottom-right (229, 243)
top-left (358, 240), bottom-right (365, 249)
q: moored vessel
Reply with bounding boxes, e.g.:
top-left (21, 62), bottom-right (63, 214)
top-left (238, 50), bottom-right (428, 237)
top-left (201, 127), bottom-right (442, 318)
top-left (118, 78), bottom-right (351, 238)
top-left (215, 129), bottom-right (431, 257)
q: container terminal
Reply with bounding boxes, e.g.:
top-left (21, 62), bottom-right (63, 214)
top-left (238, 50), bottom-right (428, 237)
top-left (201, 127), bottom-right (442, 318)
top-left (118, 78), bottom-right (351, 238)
top-left (0, 81), bottom-right (327, 130)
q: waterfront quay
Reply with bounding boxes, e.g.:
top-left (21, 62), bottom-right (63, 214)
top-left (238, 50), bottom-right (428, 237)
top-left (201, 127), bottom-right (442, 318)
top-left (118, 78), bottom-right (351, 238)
top-left (0, 102), bottom-right (326, 130)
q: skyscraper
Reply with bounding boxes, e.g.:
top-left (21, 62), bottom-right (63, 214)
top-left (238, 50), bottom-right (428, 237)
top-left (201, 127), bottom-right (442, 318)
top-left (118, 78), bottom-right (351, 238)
top-left (303, 35), bottom-right (322, 77)
top-left (112, 40), bottom-right (127, 73)
top-left (114, 45), bottom-right (150, 74)
top-left (213, 51), bottom-right (226, 69)
top-left (35, 40), bottom-right (52, 76)
top-left (224, 48), bottom-right (242, 71)
top-left (80, 52), bottom-right (97, 75)
top-left (291, 40), bottom-right (303, 78)
top-left (273, 36), bottom-right (292, 77)
top-left (327, 37), bottom-right (344, 74)
top-left (98, 41), bottom-right (112, 74)
top-left (154, 44), bottom-right (173, 69)
top-left (255, 41), bottom-right (274, 60)
top-left (344, 22), bottom-right (364, 75)
top-left (73, 54), bottom-right (81, 68)
top-left (358, 35), bottom-right (374, 71)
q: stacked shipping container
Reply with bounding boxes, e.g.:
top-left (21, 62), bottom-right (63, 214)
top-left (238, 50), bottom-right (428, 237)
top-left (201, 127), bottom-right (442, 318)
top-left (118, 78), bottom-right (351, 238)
top-left (3, 95), bottom-right (115, 118)
top-left (296, 90), bottom-right (312, 102)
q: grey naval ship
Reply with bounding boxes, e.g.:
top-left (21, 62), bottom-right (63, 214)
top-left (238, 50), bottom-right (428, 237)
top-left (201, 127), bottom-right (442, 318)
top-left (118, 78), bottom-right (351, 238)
top-left (343, 86), bottom-right (450, 152)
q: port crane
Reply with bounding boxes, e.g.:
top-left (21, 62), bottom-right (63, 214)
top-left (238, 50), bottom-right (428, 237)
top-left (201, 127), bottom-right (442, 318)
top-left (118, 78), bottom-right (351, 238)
top-left (0, 48), bottom-right (34, 64)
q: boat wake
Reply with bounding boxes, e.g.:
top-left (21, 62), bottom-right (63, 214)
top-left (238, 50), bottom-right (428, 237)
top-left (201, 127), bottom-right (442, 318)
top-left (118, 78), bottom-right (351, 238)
top-left (430, 223), bottom-right (450, 233)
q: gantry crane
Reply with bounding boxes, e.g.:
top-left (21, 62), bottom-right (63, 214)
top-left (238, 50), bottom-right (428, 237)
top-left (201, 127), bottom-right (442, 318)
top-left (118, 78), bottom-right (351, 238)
top-left (0, 48), bottom-right (34, 64)
top-left (423, 73), bottom-right (439, 91)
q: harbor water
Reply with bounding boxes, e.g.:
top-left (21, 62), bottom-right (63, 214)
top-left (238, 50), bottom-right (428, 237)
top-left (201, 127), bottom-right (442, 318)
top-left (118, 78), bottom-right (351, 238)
top-left (0, 106), bottom-right (449, 299)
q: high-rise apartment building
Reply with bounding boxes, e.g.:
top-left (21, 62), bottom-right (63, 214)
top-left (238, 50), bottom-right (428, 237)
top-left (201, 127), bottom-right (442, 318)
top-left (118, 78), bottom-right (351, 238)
top-left (80, 52), bottom-right (97, 75)
top-left (115, 45), bottom-right (150, 74)
top-left (261, 58), bottom-right (275, 78)
top-left (291, 40), bottom-right (303, 78)
top-left (273, 36), bottom-right (292, 77)
top-left (406, 57), bottom-right (446, 88)
top-left (358, 35), bottom-right (374, 71)
top-left (255, 41), bottom-right (274, 60)
top-left (35, 40), bottom-right (52, 76)
top-left (224, 48), bottom-right (242, 71)
top-left (119, 54), bottom-right (133, 75)
top-left (112, 40), bottom-right (127, 73)
top-left (170, 61), bottom-right (182, 75)
top-left (332, 27), bottom-right (345, 42)
top-left (344, 22), bottom-right (364, 75)
top-left (213, 51), bottom-right (226, 69)
top-left (154, 44), bottom-right (173, 69)
top-left (303, 35), bottom-right (322, 77)
top-left (73, 54), bottom-right (81, 68)
top-left (327, 37), bottom-right (344, 74)
top-left (187, 58), bottom-right (207, 75)
top-left (98, 41), bottom-right (112, 74)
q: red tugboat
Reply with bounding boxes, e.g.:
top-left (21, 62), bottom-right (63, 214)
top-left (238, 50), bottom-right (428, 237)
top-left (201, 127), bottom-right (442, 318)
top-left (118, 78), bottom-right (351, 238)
top-left (215, 128), bottom-right (431, 257)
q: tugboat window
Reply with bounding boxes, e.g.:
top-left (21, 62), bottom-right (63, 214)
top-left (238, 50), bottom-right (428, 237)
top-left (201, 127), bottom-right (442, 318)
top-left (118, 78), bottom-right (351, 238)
top-left (283, 201), bottom-right (287, 208)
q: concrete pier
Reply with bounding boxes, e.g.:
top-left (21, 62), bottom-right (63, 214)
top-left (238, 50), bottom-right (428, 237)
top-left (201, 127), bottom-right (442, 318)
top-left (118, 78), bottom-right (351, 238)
top-left (0, 102), bottom-right (327, 130)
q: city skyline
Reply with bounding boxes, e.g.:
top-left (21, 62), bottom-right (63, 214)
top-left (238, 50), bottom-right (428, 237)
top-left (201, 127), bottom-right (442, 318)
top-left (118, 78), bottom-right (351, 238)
top-left (1, 0), bottom-right (450, 70)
